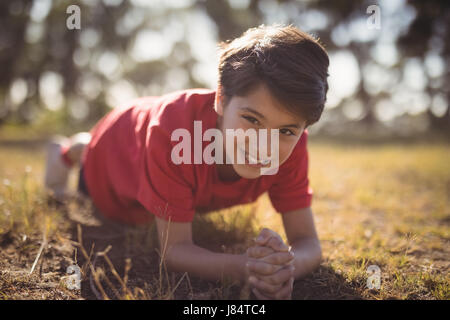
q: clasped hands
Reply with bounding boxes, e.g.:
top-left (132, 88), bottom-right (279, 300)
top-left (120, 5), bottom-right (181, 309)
top-left (245, 228), bottom-right (295, 300)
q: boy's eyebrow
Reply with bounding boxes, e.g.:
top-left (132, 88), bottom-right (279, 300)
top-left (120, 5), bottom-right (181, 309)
top-left (239, 106), bottom-right (302, 129)
top-left (239, 106), bottom-right (266, 120)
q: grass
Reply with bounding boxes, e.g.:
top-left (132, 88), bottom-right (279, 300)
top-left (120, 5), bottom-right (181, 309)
top-left (0, 127), bottom-right (448, 300)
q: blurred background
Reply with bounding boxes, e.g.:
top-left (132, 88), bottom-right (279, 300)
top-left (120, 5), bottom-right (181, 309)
top-left (0, 0), bottom-right (449, 138)
top-left (0, 1), bottom-right (449, 300)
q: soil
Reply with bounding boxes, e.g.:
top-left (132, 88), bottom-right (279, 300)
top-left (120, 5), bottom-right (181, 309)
top-left (0, 195), bottom-right (364, 300)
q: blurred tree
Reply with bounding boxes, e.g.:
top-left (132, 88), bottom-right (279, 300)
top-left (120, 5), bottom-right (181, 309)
top-left (0, 0), bottom-right (33, 124)
top-left (0, 0), bottom-right (138, 126)
top-left (398, 0), bottom-right (450, 134)
top-left (0, 0), bottom-right (448, 136)
top-left (198, 0), bottom-right (262, 40)
top-left (314, 0), bottom-right (388, 128)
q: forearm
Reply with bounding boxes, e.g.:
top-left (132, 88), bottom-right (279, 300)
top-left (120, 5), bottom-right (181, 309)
top-left (162, 242), bottom-right (247, 284)
top-left (290, 237), bottom-right (322, 280)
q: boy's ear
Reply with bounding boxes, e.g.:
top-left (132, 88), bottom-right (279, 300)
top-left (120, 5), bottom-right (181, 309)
top-left (214, 85), bottom-right (224, 116)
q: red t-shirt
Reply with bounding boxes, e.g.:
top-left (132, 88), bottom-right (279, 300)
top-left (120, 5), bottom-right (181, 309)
top-left (81, 88), bottom-right (313, 225)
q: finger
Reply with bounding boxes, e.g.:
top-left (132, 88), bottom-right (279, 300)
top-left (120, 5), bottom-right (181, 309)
top-left (248, 275), bottom-right (283, 295)
top-left (254, 228), bottom-right (278, 246)
top-left (274, 277), bottom-right (294, 300)
top-left (256, 264), bottom-right (295, 286)
top-left (260, 251), bottom-right (295, 265)
top-left (247, 260), bottom-right (284, 276)
top-left (265, 237), bottom-right (290, 252)
top-left (247, 245), bottom-right (276, 259)
top-left (252, 288), bottom-right (272, 300)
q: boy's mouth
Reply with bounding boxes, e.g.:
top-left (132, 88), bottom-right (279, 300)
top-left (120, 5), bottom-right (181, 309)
top-left (237, 147), bottom-right (271, 168)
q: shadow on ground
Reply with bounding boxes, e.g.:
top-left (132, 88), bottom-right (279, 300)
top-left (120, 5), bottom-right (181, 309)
top-left (291, 265), bottom-right (363, 299)
top-left (61, 197), bottom-right (363, 300)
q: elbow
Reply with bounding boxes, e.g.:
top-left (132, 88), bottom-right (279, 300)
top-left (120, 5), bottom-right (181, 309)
top-left (291, 237), bottom-right (323, 274)
top-left (303, 239), bottom-right (322, 276)
top-left (298, 236), bottom-right (323, 270)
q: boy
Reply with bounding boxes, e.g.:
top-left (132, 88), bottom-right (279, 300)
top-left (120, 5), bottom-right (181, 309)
top-left (45, 24), bottom-right (329, 300)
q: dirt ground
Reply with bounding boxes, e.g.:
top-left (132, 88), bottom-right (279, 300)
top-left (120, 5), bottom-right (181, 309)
top-left (0, 194), bottom-right (364, 300)
top-left (0, 136), bottom-right (448, 300)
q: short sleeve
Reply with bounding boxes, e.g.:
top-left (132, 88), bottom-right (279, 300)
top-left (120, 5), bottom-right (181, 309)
top-left (136, 126), bottom-right (196, 222)
top-left (268, 129), bottom-right (313, 213)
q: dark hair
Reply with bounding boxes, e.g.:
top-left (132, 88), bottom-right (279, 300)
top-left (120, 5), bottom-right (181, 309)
top-left (217, 23), bottom-right (329, 127)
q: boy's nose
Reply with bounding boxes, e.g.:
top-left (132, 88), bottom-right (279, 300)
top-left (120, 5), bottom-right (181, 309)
top-left (245, 128), bottom-right (277, 161)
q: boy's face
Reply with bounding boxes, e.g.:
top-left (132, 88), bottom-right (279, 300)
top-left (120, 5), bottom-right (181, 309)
top-left (215, 82), bottom-right (306, 179)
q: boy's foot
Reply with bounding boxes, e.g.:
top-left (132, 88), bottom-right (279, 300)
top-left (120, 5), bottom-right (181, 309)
top-left (44, 136), bottom-right (72, 202)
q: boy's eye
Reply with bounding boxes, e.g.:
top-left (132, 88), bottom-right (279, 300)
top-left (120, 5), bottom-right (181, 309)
top-left (280, 128), bottom-right (295, 136)
top-left (242, 115), bottom-right (260, 125)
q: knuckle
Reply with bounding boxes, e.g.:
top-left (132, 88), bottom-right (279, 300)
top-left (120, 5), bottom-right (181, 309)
top-left (259, 247), bottom-right (268, 256)
top-left (268, 276), bottom-right (279, 286)
top-left (281, 253), bottom-right (290, 263)
top-left (255, 262), bottom-right (264, 273)
top-left (285, 266), bottom-right (293, 278)
top-left (278, 269), bottom-right (289, 282)
top-left (276, 239), bottom-right (285, 248)
top-left (262, 254), bottom-right (272, 264)
top-left (267, 256), bottom-right (277, 265)
top-left (261, 264), bottom-right (269, 274)
top-left (273, 274), bottom-right (283, 284)
top-left (265, 275), bottom-right (277, 285)
top-left (265, 264), bottom-right (274, 274)
top-left (277, 254), bottom-right (285, 264)
top-left (270, 264), bottom-right (279, 273)
top-left (266, 285), bottom-right (278, 294)
top-left (262, 246), bottom-right (271, 253)
top-left (267, 238), bottom-right (277, 249)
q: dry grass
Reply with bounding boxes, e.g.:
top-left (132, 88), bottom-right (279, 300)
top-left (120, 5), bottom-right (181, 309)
top-left (0, 132), bottom-right (448, 300)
